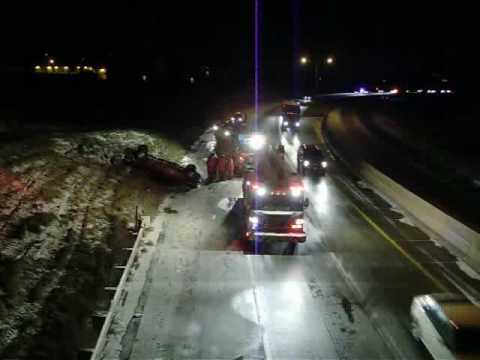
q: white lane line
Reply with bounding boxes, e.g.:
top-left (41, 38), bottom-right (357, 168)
top-left (247, 256), bottom-right (272, 360)
top-left (329, 253), bottom-right (405, 360)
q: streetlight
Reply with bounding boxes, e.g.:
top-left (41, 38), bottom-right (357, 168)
top-left (299, 54), bottom-right (335, 94)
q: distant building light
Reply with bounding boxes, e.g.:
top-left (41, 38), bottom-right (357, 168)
top-left (441, 78), bottom-right (448, 83)
top-left (76, 66), bottom-right (81, 70)
top-left (49, 59), bottom-right (55, 64)
top-left (189, 76), bottom-right (195, 84)
top-left (54, 66), bottom-right (59, 70)
top-left (35, 65), bottom-right (41, 70)
top-left (99, 68), bottom-right (106, 73)
top-left (83, 66), bottom-right (88, 70)
top-left (64, 66), bottom-right (69, 70)
top-left (142, 74), bottom-right (148, 81)
top-left (47, 66), bottom-right (52, 71)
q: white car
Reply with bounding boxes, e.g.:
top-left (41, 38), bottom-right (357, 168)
top-left (411, 293), bottom-right (480, 359)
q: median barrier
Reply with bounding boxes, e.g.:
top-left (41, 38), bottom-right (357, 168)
top-left (321, 116), bottom-right (480, 273)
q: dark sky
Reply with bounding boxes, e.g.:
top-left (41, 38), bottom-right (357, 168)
top-left (1, 1), bottom-right (475, 90)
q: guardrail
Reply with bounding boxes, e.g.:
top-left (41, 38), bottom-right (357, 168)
top-left (89, 218), bottom-right (146, 360)
top-left (321, 117), bottom-right (480, 273)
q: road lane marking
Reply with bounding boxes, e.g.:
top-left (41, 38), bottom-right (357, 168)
top-left (350, 202), bottom-right (449, 293)
top-left (311, 115), bottom-right (450, 293)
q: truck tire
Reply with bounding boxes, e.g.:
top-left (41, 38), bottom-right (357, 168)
top-left (184, 164), bottom-right (197, 173)
top-left (136, 144), bottom-right (149, 159)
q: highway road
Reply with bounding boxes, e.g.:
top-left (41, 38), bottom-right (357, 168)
top-left (102, 106), bottom-right (480, 360)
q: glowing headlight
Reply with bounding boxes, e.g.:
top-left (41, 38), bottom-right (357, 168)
top-left (295, 121), bottom-right (300, 127)
top-left (321, 161), bottom-right (328, 168)
top-left (303, 160), bottom-right (310, 167)
top-left (212, 125), bottom-right (219, 131)
top-left (256, 186), bottom-right (267, 196)
top-left (249, 216), bottom-right (259, 224)
top-left (224, 130), bottom-right (231, 137)
top-left (290, 186), bottom-right (303, 197)
top-left (248, 134), bottom-right (266, 151)
top-left (231, 117), bottom-right (235, 121)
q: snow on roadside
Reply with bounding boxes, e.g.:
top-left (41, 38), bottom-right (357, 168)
top-left (0, 128), bottom-right (185, 358)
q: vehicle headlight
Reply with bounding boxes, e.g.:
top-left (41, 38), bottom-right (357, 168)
top-left (256, 186), bottom-right (267, 196)
top-left (321, 161), bottom-right (328, 168)
top-left (295, 121), bottom-right (300, 127)
top-left (290, 186), bottom-right (303, 197)
top-left (249, 216), bottom-right (259, 224)
top-left (224, 130), bottom-right (231, 137)
top-left (248, 134), bottom-right (266, 151)
top-left (213, 125), bottom-right (219, 131)
top-left (303, 160), bottom-right (310, 167)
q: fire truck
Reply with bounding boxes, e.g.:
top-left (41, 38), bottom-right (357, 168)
top-left (280, 102), bottom-right (301, 132)
top-left (242, 147), bottom-right (306, 243)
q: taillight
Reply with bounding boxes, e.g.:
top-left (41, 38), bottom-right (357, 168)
top-left (291, 218), bottom-right (304, 230)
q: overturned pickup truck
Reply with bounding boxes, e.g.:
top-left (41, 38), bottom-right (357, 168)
top-left (111, 145), bottom-right (201, 188)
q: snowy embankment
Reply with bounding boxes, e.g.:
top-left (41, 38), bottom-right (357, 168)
top-left (0, 129), bottom-right (185, 359)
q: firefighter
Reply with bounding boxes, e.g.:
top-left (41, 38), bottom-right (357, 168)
top-left (206, 153), bottom-right (218, 183)
top-left (234, 153), bottom-right (245, 176)
top-left (217, 155), bottom-right (227, 181)
top-left (226, 156), bottom-right (235, 180)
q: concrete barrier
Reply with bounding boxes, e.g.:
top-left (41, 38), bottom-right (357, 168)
top-left (322, 118), bottom-right (480, 273)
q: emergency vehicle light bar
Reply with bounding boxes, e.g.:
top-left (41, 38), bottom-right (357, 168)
top-left (253, 232), bottom-right (306, 238)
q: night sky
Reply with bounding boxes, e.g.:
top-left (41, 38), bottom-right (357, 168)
top-left (0, 1), bottom-right (475, 92)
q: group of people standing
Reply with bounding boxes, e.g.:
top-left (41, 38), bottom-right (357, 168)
top-left (206, 153), bottom-right (235, 183)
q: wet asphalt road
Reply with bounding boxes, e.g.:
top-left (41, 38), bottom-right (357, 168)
top-left (121, 110), bottom-right (468, 359)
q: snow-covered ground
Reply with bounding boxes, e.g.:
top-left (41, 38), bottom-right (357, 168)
top-left (0, 129), bottom-right (186, 358)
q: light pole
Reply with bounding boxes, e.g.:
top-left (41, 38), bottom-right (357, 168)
top-left (300, 55), bottom-right (334, 94)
